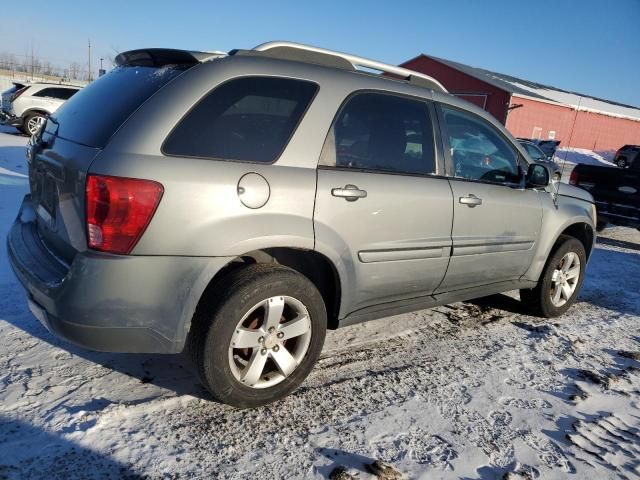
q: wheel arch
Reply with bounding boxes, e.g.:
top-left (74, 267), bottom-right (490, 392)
top-left (21, 108), bottom-right (52, 119)
top-left (559, 222), bottom-right (595, 259)
top-left (188, 247), bottom-right (343, 339)
top-left (524, 217), bottom-right (595, 283)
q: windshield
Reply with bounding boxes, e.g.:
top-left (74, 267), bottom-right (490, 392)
top-left (523, 143), bottom-right (545, 161)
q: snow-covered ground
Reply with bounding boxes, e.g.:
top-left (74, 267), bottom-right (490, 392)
top-left (551, 148), bottom-right (617, 184)
top-left (554, 147), bottom-right (615, 168)
top-left (1, 128), bottom-right (639, 479)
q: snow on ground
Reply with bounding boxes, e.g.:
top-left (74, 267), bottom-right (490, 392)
top-left (553, 147), bottom-right (616, 168)
top-left (551, 147), bottom-right (618, 184)
top-left (0, 130), bottom-right (639, 479)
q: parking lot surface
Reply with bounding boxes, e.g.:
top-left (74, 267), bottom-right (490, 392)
top-left (1, 128), bottom-right (639, 479)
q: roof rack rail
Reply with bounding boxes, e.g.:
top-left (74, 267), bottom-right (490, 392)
top-left (252, 41), bottom-right (448, 93)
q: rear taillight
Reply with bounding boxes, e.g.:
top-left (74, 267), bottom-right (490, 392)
top-left (12, 86), bottom-right (28, 100)
top-left (86, 175), bottom-right (163, 254)
top-left (569, 170), bottom-right (578, 185)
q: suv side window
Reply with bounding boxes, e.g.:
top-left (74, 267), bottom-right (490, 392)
top-left (55, 88), bottom-right (78, 100)
top-left (441, 105), bottom-right (520, 184)
top-left (320, 92), bottom-right (436, 175)
top-left (163, 77), bottom-right (318, 163)
top-left (32, 88), bottom-right (55, 98)
top-left (33, 87), bottom-right (77, 100)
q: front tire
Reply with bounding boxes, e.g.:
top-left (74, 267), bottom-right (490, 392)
top-left (190, 264), bottom-right (327, 408)
top-left (520, 235), bottom-right (586, 318)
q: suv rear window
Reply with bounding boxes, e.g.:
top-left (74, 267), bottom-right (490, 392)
top-left (48, 65), bottom-right (187, 148)
top-left (163, 77), bottom-right (318, 163)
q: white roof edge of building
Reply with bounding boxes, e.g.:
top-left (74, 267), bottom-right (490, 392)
top-left (511, 93), bottom-right (640, 123)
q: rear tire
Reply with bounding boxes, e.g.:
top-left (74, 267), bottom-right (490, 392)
top-left (23, 112), bottom-right (47, 136)
top-left (189, 264), bottom-right (327, 408)
top-left (617, 158), bottom-right (628, 168)
top-left (520, 235), bottom-right (586, 318)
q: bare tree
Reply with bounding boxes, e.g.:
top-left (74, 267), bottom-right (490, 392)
top-left (69, 62), bottom-right (80, 80)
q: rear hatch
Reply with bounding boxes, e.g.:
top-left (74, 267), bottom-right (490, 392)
top-left (1, 83), bottom-right (26, 114)
top-left (28, 56), bottom-right (195, 263)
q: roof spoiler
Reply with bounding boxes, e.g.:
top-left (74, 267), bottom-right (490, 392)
top-left (115, 48), bottom-right (225, 67)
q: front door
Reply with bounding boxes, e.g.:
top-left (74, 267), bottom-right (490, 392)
top-left (436, 104), bottom-right (543, 292)
top-left (313, 92), bottom-right (453, 316)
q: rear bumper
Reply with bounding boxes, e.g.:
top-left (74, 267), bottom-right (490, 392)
top-left (0, 110), bottom-right (22, 127)
top-left (8, 195), bottom-right (233, 353)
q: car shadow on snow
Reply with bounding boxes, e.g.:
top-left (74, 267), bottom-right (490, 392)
top-left (470, 245), bottom-right (640, 318)
top-left (0, 414), bottom-right (141, 479)
top-left (0, 145), bottom-right (29, 188)
top-left (467, 293), bottom-right (527, 315)
top-left (0, 125), bottom-right (22, 136)
top-left (0, 280), bottom-right (213, 402)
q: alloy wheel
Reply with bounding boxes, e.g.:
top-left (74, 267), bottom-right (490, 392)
top-left (549, 251), bottom-right (581, 307)
top-left (228, 295), bottom-right (312, 389)
top-left (27, 115), bottom-right (46, 136)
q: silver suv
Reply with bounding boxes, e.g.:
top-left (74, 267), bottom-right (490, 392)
top-left (1, 82), bottom-right (81, 136)
top-left (7, 42), bottom-right (596, 408)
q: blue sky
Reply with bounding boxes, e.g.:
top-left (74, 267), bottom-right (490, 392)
top-left (3, 0), bottom-right (640, 106)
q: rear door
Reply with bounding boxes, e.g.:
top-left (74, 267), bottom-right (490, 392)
top-left (1, 83), bottom-right (25, 114)
top-left (28, 65), bottom-right (188, 263)
top-left (314, 91), bottom-right (453, 315)
top-left (436, 104), bottom-right (542, 292)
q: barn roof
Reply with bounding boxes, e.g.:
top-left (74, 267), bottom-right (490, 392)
top-left (413, 55), bottom-right (640, 122)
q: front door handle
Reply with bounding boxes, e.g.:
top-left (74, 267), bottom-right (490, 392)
top-left (459, 194), bottom-right (482, 207)
top-left (332, 184), bottom-right (367, 202)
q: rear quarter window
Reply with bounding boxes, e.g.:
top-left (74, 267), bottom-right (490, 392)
top-left (162, 77), bottom-right (318, 163)
top-left (49, 65), bottom-right (187, 147)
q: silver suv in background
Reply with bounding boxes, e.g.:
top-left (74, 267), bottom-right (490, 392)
top-left (8, 42), bottom-right (596, 408)
top-left (1, 82), bottom-right (81, 136)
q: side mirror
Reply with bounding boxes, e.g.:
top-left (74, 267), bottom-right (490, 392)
top-left (526, 163), bottom-right (550, 188)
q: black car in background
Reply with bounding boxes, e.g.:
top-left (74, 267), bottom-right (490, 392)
top-left (570, 159), bottom-right (639, 231)
top-left (614, 145), bottom-right (640, 168)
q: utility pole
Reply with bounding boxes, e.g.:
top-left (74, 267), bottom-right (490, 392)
top-left (88, 39), bottom-right (92, 82)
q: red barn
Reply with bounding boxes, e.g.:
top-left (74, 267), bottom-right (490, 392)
top-left (401, 54), bottom-right (640, 154)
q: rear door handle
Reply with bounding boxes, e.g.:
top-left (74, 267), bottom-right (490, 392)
top-left (459, 194), bottom-right (482, 207)
top-left (332, 184), bottom-right (367, 202)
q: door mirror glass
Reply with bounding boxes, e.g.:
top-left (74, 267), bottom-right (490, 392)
top-left (526, 163), bottom-right (550, 188)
